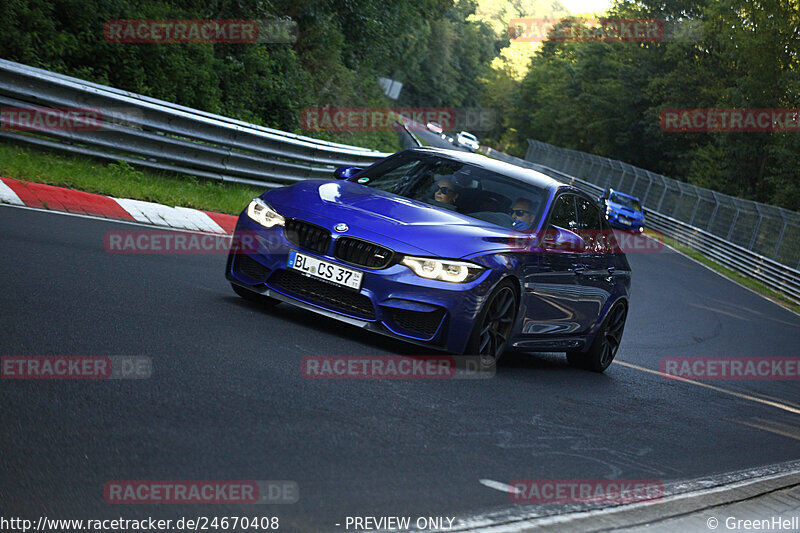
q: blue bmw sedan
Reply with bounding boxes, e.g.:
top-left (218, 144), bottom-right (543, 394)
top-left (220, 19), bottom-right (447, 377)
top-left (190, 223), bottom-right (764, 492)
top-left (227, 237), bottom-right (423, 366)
top-left (226, 148), bottom-right (631, 372)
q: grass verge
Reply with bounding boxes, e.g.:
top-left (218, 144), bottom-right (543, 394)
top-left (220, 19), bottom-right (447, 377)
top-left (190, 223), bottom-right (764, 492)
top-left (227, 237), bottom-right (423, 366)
top-left (645, 229), bottom-right (800, 314)
top-left (0, 141), bottom-right (267, 215)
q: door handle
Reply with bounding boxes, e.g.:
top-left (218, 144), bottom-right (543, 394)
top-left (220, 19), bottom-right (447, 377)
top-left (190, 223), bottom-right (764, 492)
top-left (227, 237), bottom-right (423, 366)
top-left (606, 266), bottom-right (615, 283)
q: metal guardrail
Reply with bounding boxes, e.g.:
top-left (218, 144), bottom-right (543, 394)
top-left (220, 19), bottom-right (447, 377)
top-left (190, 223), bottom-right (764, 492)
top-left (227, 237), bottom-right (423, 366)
top-left (2, 59), bottom-right (796, 303)
top-left (0, 59), bottom-right (391, 188)
top-left (526, 139), bottom-right (800, 271)
top-left (481, 146), bottom-right (800, 304)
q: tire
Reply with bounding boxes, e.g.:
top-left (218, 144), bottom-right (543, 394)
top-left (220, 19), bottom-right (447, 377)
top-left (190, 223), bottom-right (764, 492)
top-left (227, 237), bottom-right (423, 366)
top-left (567, 303), bottom-right (627, 373)
top-left (231, 283), bottom-right (280, 308)
top-left (463, 279), bottom-right (518, 361)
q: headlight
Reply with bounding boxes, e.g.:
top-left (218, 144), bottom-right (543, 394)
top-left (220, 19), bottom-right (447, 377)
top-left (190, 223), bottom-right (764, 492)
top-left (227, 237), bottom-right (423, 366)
top-left (401, 256), bottom-right (484, 283)
top-left (247, 198), bottom-right (285, 228)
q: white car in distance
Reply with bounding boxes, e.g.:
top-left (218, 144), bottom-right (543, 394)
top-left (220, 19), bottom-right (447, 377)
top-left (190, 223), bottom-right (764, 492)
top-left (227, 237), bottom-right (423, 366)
top-left (455, 131), bottom-right (479, 152)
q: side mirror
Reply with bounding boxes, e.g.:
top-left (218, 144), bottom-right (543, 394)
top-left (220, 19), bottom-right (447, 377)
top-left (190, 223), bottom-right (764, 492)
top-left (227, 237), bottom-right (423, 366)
top-left (542, 226), bottom-right (585, 252)
top-left (334, 166), bottom-right (363, 179)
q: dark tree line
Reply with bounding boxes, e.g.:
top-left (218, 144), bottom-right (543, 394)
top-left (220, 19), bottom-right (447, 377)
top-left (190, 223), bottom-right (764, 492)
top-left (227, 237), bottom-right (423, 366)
top-left (0, 0), bottom-right (499, 151)
top-left (1, 0), bottom-right (797, 209)
top-left (505, 0), bottom-right (799, 210)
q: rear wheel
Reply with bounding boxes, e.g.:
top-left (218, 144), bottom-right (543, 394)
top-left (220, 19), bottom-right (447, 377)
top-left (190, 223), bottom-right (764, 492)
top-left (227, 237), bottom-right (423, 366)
top-left (567, 303), bottom-right (627, 373)
top-left (231, 283), bottom-right (280, 308)
top-left (464, 279), bottom-right (518, 361)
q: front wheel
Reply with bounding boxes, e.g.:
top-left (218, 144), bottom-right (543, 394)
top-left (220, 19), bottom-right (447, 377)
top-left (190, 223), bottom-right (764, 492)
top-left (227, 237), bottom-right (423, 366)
top-left (463, 279), bottom-right (518, 361)
top-left (231, 283), bottom-right (280, 308)
top-left (567, 303), bottom-right (627, 373)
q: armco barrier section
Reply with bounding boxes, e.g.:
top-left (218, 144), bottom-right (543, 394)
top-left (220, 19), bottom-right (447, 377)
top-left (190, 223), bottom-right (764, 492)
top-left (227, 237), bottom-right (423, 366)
top-left (481, 146), bottom-right (800, 304)
top-left (2, 58), bottom-right (796, 303)
top-left (0, 59), bottom-right (390, 188)
top-left (525, 139), bottom-right (800, 271)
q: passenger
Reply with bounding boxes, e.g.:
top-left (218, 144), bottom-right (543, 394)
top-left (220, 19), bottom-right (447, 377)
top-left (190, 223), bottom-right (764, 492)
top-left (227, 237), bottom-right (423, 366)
top-left (434, 178), bottom-right (461, 207)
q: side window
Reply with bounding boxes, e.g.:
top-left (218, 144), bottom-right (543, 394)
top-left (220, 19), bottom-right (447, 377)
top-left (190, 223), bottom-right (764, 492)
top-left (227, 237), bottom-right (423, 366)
top-left (549, 194), bottom-right (578, 232)
top-left (576, 197), bottom-right (604, 252)
top-left (576, 198), bottom-right (602, 231)
top-left (578, 197), bottom-right (624, 253)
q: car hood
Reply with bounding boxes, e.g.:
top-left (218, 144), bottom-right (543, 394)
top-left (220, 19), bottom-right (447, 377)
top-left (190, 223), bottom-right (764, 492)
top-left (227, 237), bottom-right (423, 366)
top-left (608, 201), bottom-right (644, 220)
top-left (263, 180), bottom-right (523, 258)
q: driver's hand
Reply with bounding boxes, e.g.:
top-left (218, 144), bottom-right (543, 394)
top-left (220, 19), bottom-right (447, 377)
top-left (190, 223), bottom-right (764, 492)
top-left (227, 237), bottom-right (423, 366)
top-left (512, 219), bottom-right (529, 231)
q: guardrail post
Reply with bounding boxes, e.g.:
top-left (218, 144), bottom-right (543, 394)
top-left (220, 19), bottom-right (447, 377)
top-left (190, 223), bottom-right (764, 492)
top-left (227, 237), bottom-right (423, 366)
top-left (706, 192), bottom-right (721, 233)
top-left (639, 169), bottom-right (653, 206)
top-left (726, 209), bottom-right (740, 241)
top-left (672, 188), bottom-right (684, 218)
top-left (773, 220), bottom-right (786, 261)
top-left (576, 153), bottom-right (587, 178)
top-left (748, 214), bottom-right (762, 251)
top-left (688, 195), bottom-right (702, 226)
top-left (618, 165), bottom-right (627, 190)
top-left (656, 183), bottom-right (668, 212)
top-left (569, 152), bottom-right (579, 175)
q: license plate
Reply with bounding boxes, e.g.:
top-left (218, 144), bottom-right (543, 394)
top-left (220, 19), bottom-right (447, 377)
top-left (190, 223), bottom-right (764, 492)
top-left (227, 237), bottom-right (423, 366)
top-left (619, 218), bottom-right (631, 225)
top-left (287, 251), bottom-right (363, 290)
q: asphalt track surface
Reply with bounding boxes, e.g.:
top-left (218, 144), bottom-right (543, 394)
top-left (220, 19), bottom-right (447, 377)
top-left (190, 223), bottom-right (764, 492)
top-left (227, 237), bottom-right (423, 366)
top-left (1, 205), bottom-right (799, 532)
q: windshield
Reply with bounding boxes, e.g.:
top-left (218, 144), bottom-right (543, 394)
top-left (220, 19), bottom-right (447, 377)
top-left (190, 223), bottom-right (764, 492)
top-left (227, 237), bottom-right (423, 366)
top-left (350, 152), bottom-right (548, 231)
top-left (610, 192), bottom-right (642, 212)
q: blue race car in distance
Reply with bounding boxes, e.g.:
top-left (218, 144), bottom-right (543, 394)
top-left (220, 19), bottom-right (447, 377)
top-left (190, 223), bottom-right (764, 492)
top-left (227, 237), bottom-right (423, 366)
top-left (600, 188), bottom-right (646, 232)
top-left (226, 148), bottom-right (631, 372)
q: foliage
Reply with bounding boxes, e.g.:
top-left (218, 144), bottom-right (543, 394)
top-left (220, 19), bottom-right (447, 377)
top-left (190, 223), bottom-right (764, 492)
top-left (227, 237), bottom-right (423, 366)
top-left (0, 0), bottom-right (796, 209)
top-left (510, 0), bottom-right (800, 210)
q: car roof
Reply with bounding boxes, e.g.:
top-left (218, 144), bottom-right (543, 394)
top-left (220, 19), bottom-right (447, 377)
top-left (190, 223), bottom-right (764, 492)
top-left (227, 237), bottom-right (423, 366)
top-left (406, 147), bottom-right (563, 190)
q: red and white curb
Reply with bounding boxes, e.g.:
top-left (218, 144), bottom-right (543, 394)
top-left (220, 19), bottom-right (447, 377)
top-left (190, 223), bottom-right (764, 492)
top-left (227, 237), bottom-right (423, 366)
top-left (0, 177), bottom-right (237, 234)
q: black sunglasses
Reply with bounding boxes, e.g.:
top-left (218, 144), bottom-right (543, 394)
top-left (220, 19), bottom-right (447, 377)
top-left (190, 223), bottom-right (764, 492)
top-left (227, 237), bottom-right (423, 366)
top-left (511, 209), bottom-right (532, 217)
top-left (435, 186), bottom-right (455, 194)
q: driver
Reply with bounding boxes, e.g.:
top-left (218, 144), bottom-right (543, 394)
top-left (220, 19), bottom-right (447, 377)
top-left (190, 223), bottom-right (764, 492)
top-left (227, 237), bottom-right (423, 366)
top-left (510, 198), bottom-right (536, 231)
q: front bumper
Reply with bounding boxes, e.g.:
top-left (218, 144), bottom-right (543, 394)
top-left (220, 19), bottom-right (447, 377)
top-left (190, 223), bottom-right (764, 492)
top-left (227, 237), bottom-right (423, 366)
top-left (225, 216), bottom-right (499, 354)
top-left (607, 213), bottom-right (644, 232)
